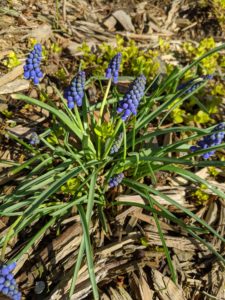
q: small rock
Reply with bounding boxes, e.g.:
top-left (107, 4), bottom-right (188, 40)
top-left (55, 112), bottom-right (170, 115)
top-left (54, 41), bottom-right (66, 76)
top-left (29, 89), bottom-right (38, 99)
top-left (34, 280), bottom-right (46, 294)
top-left (46, 86), bottom-right (54, 95)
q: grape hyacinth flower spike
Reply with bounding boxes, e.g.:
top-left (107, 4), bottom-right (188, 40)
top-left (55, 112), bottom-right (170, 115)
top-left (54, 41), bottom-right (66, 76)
top-left (24, 43), bottom-right (43, 85)
top-left (0, 262), bottom-right (21, 300)
top-left (64, 71), bottom-right (86, 109)
top-left (117, 74), bottom-right (146, 121)
top-left (177, 74), bottom-right (213, 94)
top-left (110, 132), bottom-right (123, 154)
top-left (105, 53), bottom-right (122, 84)
top-left (29, 132), bottom-right (40, 146)
top-left (109, 173), bottom-right (124, 188)
top-left (190, 122), bottom-right (225, 159)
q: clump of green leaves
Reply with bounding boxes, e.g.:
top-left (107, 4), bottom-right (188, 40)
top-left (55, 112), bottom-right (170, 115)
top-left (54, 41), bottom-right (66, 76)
top-left (80, 36), bottom-right (224, 126)
top-left (80, 35), bottom-right (172, 80)
top-left (183, 37), bottom-right (220, 75)
top-left (61, 178), bottom-right (81, 195)
top-left (3, 51), bottom-right (20, 69)
top-left (171, 37), bottom-right (225, 125)
top-left (212, 0), bottom-right (225, 29)
top-left (192, 184), bottom-right (210, 205)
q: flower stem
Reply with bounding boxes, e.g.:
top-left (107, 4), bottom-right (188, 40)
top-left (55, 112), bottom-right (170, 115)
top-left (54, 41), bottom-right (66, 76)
top-left (122, 122), bottom-right (127, 161)
top-left (74, 105), bottom-right (84, 131)
top-left (97, 79), bottom-right (112, 159)
top-left (99, 79), bottom-right (112, 124)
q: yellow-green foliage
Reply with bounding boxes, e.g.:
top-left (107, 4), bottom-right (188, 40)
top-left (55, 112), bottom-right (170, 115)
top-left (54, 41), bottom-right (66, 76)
top-left (1, 109), bottom-right (13, 118)
top-left (174, 37), bottom-right (225, 125)
top-left (3, 51), bottom-right (20, 69)
top-left (192, 184), bottom-right (209, 205)
top-left (80, 36), bottom-right (224, 126)
top-left (183, 37), bottom-right (219, 74)
top-left (55, 68), bottom-right (67, 83)
top-left (46, 127), bottom-right (64, 145)
top-left (60, 178), bottom-right (80, 195)
top-left (208, 166), bottom-right (219, 177)
top-left (94, 121), bottom-right (114, 141)
top-left (212, 0), bottom-right (225, 25)
top-left (170, 107), bottom-right (186, 124)
top-left (80, 35), bottom-right (172, 80)
top-left (50, 43), bottom-right (62, 54)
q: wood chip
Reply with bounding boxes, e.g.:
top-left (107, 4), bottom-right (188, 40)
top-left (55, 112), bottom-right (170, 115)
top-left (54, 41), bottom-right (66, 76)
top-left (0, 64), bottom-right (24, 88)
top-left (104, 15), bottom-right (117, 31)
top-left (112, 10), bottom-right (135, 32)
top-left (152, 270), bottom-right (187, 300)
top-left (0, 79), bottom-right (29, 94)
top-left (144, 227), bottom-right (208, 251)
top-left (22, 24), bottom-right (52, 42)
top-left (116, 186), bottom-right (189, 207)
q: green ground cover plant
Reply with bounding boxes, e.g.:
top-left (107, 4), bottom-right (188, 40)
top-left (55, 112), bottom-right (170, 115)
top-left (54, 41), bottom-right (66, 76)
top-left (80, 36), bottom-right (225, 126)
top-left (0, 41), bottom-right (225, 299)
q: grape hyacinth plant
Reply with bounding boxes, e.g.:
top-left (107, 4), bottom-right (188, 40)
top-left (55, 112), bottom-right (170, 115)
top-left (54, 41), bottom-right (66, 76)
top-left (64, 71), bottom-right (86, 108)
top-left (23, 43), bottom-right (43, 85)
top-left (190, 123), bottom-right (225, 159)
top-left (117, 74), bottom-right (146, 121)
top-left (105, 53), bottom-right (122, 84)
top-left (0, 262), bottom-right (21, 300)
top-left (2, 42), bottom-right (225, 300)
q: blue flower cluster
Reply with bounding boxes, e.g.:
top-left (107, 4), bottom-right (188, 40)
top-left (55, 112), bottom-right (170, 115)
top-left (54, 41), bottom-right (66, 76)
top-left (109, 173), bottom-right (124, 188)
top-left (105, 53), bottom-right (122, 84)
top-left (110, 132), bottom-right (123, 154)
top-left (177, 75), bottom-right (213, 94)
top-left (117, 74), bottom-right (146, 121)
top-left (190, 123), bottom-right (225, 159)
top-left (64, 71), bottom-right (86, 109)
top-left (29, 132), bottom-right (40, 146)
top-left (0, 262), bottom-right (21, 300)
top-left (24, 43), bottom-right (43, 85)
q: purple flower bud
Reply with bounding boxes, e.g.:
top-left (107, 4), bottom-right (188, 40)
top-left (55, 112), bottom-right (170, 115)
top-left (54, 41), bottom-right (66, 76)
top-left (117, 75), bottom-right (146, 121)
top-left (29, 132), bottom-right (40, 146)
top-left (109, 173), bottom-right (124, 188)
top-left (0, 262), bottom-right (21, 299)
top-left (0, 277), bottom-right (5, 284)
top-left (24, 43), bottom-right (43, 84)
top-left (105, 53), bottom-right (122, 84)
top-left (64, 71), bottom-right (86, 108)
top-left (177, 75), bottom-right (213, 94)
top-left (190, 123), bottom-right (225, 159)
top-left (110, 132), bottom-right (123, 154)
